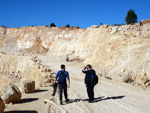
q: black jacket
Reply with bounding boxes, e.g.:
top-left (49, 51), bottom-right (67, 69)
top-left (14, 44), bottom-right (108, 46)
top-left (82, 68), bottom-right (96, 85)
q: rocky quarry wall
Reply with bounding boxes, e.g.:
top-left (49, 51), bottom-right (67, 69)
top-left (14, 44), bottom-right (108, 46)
top-left (0, 53), bottom-right (54, 92)
top-left (0, 20), bottom-right (150, 87)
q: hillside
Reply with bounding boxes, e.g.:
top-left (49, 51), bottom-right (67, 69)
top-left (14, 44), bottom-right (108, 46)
top-left (0, 20), bottom-right (150, 85)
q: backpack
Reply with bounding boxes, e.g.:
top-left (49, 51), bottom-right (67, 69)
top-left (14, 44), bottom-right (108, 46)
top-left (94, 75), bottom-right (98, 85)
top-left (90, 74), bottom-right (98, 86)
top-left (58, 71), bottom-right (67, 84)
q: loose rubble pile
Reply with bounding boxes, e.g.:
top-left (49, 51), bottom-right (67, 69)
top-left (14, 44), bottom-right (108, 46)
top-left (102, 21), bottom-right (150, 38)
top-left (123, 73), bottom-right (150, 88)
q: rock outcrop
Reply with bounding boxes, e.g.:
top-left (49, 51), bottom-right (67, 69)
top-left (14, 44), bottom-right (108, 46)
top-left (20, 79), bottom-right (35, 93)
top-left (2, 85), bottom-right (21, 104)
top-left (136, 74), bottom-right (149, 85)
top-left (0, 53), bottom-right (54, 87)
top-left (0, 97), bottom-right (5, 113)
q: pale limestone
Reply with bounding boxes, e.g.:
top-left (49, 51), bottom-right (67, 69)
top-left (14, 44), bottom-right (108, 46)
top-left (20, 79), bottom-right (35, 93)
top-left (2, 85), bottom-right (21, 104)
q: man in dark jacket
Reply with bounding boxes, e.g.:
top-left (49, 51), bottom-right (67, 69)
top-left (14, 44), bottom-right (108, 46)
top-left (55, 64), bottom-right (70, 105)
top-left (82, 64), bottom-right (96, 103)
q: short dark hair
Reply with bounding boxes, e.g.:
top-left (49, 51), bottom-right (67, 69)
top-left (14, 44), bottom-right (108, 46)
top-left (87, 64), bottom-right (92, 68)
top-left (61, 64), bottom-right (65, 69)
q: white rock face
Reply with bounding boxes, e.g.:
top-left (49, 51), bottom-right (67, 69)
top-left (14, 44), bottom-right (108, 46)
top-left (0, 97), bottom-right (5, 113)
top-left (2, 85), bottom-right (21, 104)
top-left (20, 79), bottom-right (35, 93)
top-left (0, 20), bottom-right (150, 84)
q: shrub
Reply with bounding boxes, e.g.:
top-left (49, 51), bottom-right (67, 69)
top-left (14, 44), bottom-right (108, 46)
top-left (100, 23), bottom-right (103, 26)
top-left (50, 23), bottom-right (56, 27)
top-left (66, 24), bottom-right (70, 27)
top-left (123, 75), bottom-right (133, 83)
top-left (105, 76), bottom-right (112, 80)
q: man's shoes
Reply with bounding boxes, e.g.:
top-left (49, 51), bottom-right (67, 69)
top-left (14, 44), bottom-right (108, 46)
top-left (66, 99), bottom-right (69, 103)
top-left (60, 101), bottom-right (63, 105)
top-left (52, 94), bottom-right (55, 96)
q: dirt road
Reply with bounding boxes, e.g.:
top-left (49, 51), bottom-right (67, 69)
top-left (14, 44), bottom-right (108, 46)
top-left (4, 55), bottom-right (150, 113)
top-left (38, 55), bottom-right (150, 113)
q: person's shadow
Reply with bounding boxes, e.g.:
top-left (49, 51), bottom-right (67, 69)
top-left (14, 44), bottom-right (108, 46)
top-left (73, 95), bottom-right (125, 103)
top-left (94, 95), bottom-right (125, 102)
top-left (63, 99), bottom-right (81, 104)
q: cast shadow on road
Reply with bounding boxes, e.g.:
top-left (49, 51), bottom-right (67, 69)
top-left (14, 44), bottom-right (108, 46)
top-left (81, 95), bottom-right (125, 103)
top-left (82, 96), bottom-right (104, 102)
top-left (17, 98), bottom-right (39, 104)
top-left (35, 89), bottom-right (48, 93)
top-left (63, 99), bottom-right (81, 104)
top-left (5, 110), bottom-right (37, 113)
top-left (94, 95), bottom-right (125, 102)
top-left (63, 95), bottom-right (125, 104)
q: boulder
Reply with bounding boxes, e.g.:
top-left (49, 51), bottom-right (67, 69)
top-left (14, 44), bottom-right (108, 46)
top-left (136, 74), bottom-right (149, 85)
top-left (145, 81), bottom-right (150, 87)
top-left (0, 97), bottom-right (5, 113)
top-left (20, 79), bottom-right (35, 93)
top-left (126, 31), bottom-right (133, 36)
top-left (145, 33), bottom-right (150, 38)
top-left (101, 25), bottom-right (108, 28)
top-left (91, 25), bottom-right (99, 28)
top-left (2, 85), bottom-right (21, 104)
top-left (110, 29), bottom-right (118, 34)
top-left (133, 31), bottom-right (142, 37)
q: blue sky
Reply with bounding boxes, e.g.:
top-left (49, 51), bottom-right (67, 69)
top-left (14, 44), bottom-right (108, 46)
top-left (0, 0), bottom-right (150, 29)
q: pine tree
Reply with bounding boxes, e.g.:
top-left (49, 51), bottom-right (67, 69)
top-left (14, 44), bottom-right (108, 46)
top-left (125, 9), bottom-right (137, 24)
top-left (66, 24), bottom-right (70, 27)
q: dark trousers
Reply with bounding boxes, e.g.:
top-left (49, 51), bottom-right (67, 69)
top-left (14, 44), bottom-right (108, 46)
top-left (52, 83), bottom-right (58, 95)
top-left (87, 85), bottom-right (94, 101)
top-left (59, 84), bottom-right (68, 101)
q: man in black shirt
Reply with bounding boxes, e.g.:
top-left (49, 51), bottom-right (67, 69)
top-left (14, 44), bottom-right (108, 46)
top-left (82, 64), bottom-right (96, 103)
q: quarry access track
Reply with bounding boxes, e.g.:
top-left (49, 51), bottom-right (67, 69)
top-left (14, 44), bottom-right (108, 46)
top-left (4, 55), bottom-right (150, 113)
top-left (38, 55), bottom-right (150, 113)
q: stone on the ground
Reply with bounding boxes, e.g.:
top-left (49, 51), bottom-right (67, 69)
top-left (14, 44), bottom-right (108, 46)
top-left (0, 97), bottom-right (5, 113)
top-left (136, 74), bottom-right (149, 85)
top-left (145, 81), bottom-right (150, 87)
top-left (21, 79), bottom-right (35, 93)
top-left (2, 85), bottom-right (21, 104)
